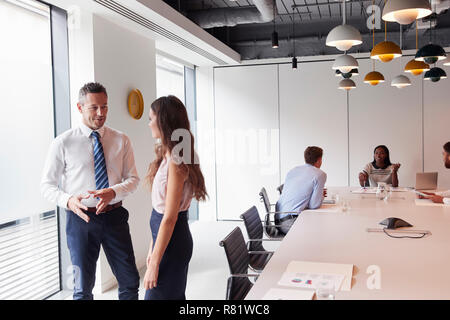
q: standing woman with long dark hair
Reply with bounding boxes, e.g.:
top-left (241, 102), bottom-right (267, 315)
top-left (144, 95), bottom-right (207, 300)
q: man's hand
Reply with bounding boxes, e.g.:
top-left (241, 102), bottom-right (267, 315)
top-left (67, 194), bottom-right (90, 223)
top-left (417, 191), bottom-right (435, 199)
top-left (430, 194), bottom-right (444, 204)
top-left (88, 188), bottom-right (116, 215)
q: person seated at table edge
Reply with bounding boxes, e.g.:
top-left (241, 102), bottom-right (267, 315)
top-left (275, 146), bottom-right (327, 235)
top-left (419, 141), bottom-right (450, 204)
top-left (359, 145), bottom-right (400, 188)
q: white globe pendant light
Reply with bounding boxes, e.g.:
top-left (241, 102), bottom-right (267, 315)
top-left (382, 0), bottom-right (432, 25)
top-left (333, 54), bottom-right (359, 74)
top-left (391, 75), bottom-right (411, 88)
top-left (326, 0), bottom-right (362, 51)
top-left (327, 25), bottom-right (363, 51)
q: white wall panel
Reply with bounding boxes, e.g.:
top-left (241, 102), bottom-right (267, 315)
top-left (214, 65), bottom-right (280, 220)
top-left (424, 68), bottom-right (450, 190)
top-left (348, 57), bottom-right (423, 187)
top-left (279, 62), bottom-right (348, 187)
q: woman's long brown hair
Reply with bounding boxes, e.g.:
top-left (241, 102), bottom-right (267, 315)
top-left (146, 95), bottom-right (207, 201)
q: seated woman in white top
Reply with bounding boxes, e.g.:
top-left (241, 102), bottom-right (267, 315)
top-left (359, 145), bottom-right (401, 187)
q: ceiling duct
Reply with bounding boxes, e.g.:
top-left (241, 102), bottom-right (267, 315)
top-left (189, 0), bottom-right (276, 29)
top-left (432, 0), bottom-right (450, 14)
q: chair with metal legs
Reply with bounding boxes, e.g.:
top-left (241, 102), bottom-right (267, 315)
top-left (219, 227), bottom-right (270, 300)
top-left (259, 187), bottom-right (298, 237)
top-left (277, 184), bottom-right (284, 195)
top-left (240, 206), bottom-right (280, 272)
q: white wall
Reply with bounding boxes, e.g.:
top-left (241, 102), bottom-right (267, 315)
top-left (349, 56), bottom-right (423, 188)
top-left (424, 70), bottom-right (450, 189)
top-left (279, 62), bottom-right (348, 187)
top-left (196, 66), bottom-right (217, 221)
top-left (199, 52), bottom-right (450, 221)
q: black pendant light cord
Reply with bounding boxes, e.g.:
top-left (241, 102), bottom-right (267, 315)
top-left (273, 0), bottom-right (276, 33)
top-left (292, 6), bottom-right (295, 57)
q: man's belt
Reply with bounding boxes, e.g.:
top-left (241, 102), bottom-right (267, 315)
top-left (85, 201), bottom-right (122, 213)
top-left (278, 214), bottom-right (298, 223)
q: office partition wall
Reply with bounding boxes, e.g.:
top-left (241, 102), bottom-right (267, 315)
top-left (214, 65), bottom-right (280, 220)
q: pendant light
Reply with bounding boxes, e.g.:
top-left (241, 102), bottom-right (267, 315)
top-left (338, 79), bottom-right (356, 91)
top-left (333, 55), bottom-right (359, 74)
top-left (382, 0), bottom-right (432, 25)
top-left (392, 25), bottom-right (411, 89)
top-left (415, 4), bottom-right (446, 64)
top-left (405, 22), bottom-right (430, 76)
top-left (364, 71), bottom-right (385, 86)
top-left (365, 1), bottom-right (385, 86)
top-left (326, 0), bottom-right (362, 51)
top-left (371, 0), bottom-right (402, 63)
top-left (271, 0), bottom-right (279, 48)
top-left (416, 44), bottom-right (446, 64)
top-left (335, 69), bottom-right (359, 78)
top-left (291, 6), bottom-right (297, 69)
top-left (424, 67), bottom-right (447, 82)
top-left (392, 75), bottom-right (412, 88)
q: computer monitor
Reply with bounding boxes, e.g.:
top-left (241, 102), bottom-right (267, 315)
top-left (415, 172), bottom-right (438, 190)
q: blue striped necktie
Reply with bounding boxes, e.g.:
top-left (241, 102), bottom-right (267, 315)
top-left (91, 131), bottom-right (109, 190)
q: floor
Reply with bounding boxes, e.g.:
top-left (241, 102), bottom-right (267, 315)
top-left (84, 220), bottom-right (245, 300)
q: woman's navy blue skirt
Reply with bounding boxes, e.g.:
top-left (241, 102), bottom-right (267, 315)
top-left (144, 209), bottom-right (193, 300)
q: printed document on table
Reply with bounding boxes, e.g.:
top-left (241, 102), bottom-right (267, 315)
top-left (262, 288), bottom-right (314, 300)
top-left (282, 261), bottom-right (354, 291)
top-left (278, 271), bottom-right (344, 291)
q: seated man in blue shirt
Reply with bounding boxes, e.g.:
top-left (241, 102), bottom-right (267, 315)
top-left (275, 146), bottom-right (327, 235)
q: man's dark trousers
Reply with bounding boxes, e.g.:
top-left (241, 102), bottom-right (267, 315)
top-left (65, 206), bottom-right (140, 300)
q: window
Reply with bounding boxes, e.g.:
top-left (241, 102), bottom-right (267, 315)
top-left (0, 0), bottom-right (65, 299)
top-left (156, 54), bottom-right (185, 101)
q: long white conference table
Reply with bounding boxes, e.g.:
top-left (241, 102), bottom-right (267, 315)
top-left (246, 187), bottom-right (450, 300)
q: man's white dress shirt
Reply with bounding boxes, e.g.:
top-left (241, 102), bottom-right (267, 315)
top-left (41, 123), bottom-right (140, 209)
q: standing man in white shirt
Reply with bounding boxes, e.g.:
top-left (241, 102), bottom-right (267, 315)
top-left (41, 82), bottom-right (140, 300)
top-left (421, 142), bottom-right (450, 204)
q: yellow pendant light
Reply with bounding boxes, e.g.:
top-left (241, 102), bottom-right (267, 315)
top-left (364, 71), bottom-right (385, 86)
top-left (371, 0), bottom-right (402, 63)
top-left (404, 22), bottom-right (429, 76)
top-left (365, 1), bottom-right (385, 87)
top-left (405, 60), bottom-right (430, 76)
top-left (371, 41), bottom-right (402, 62)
